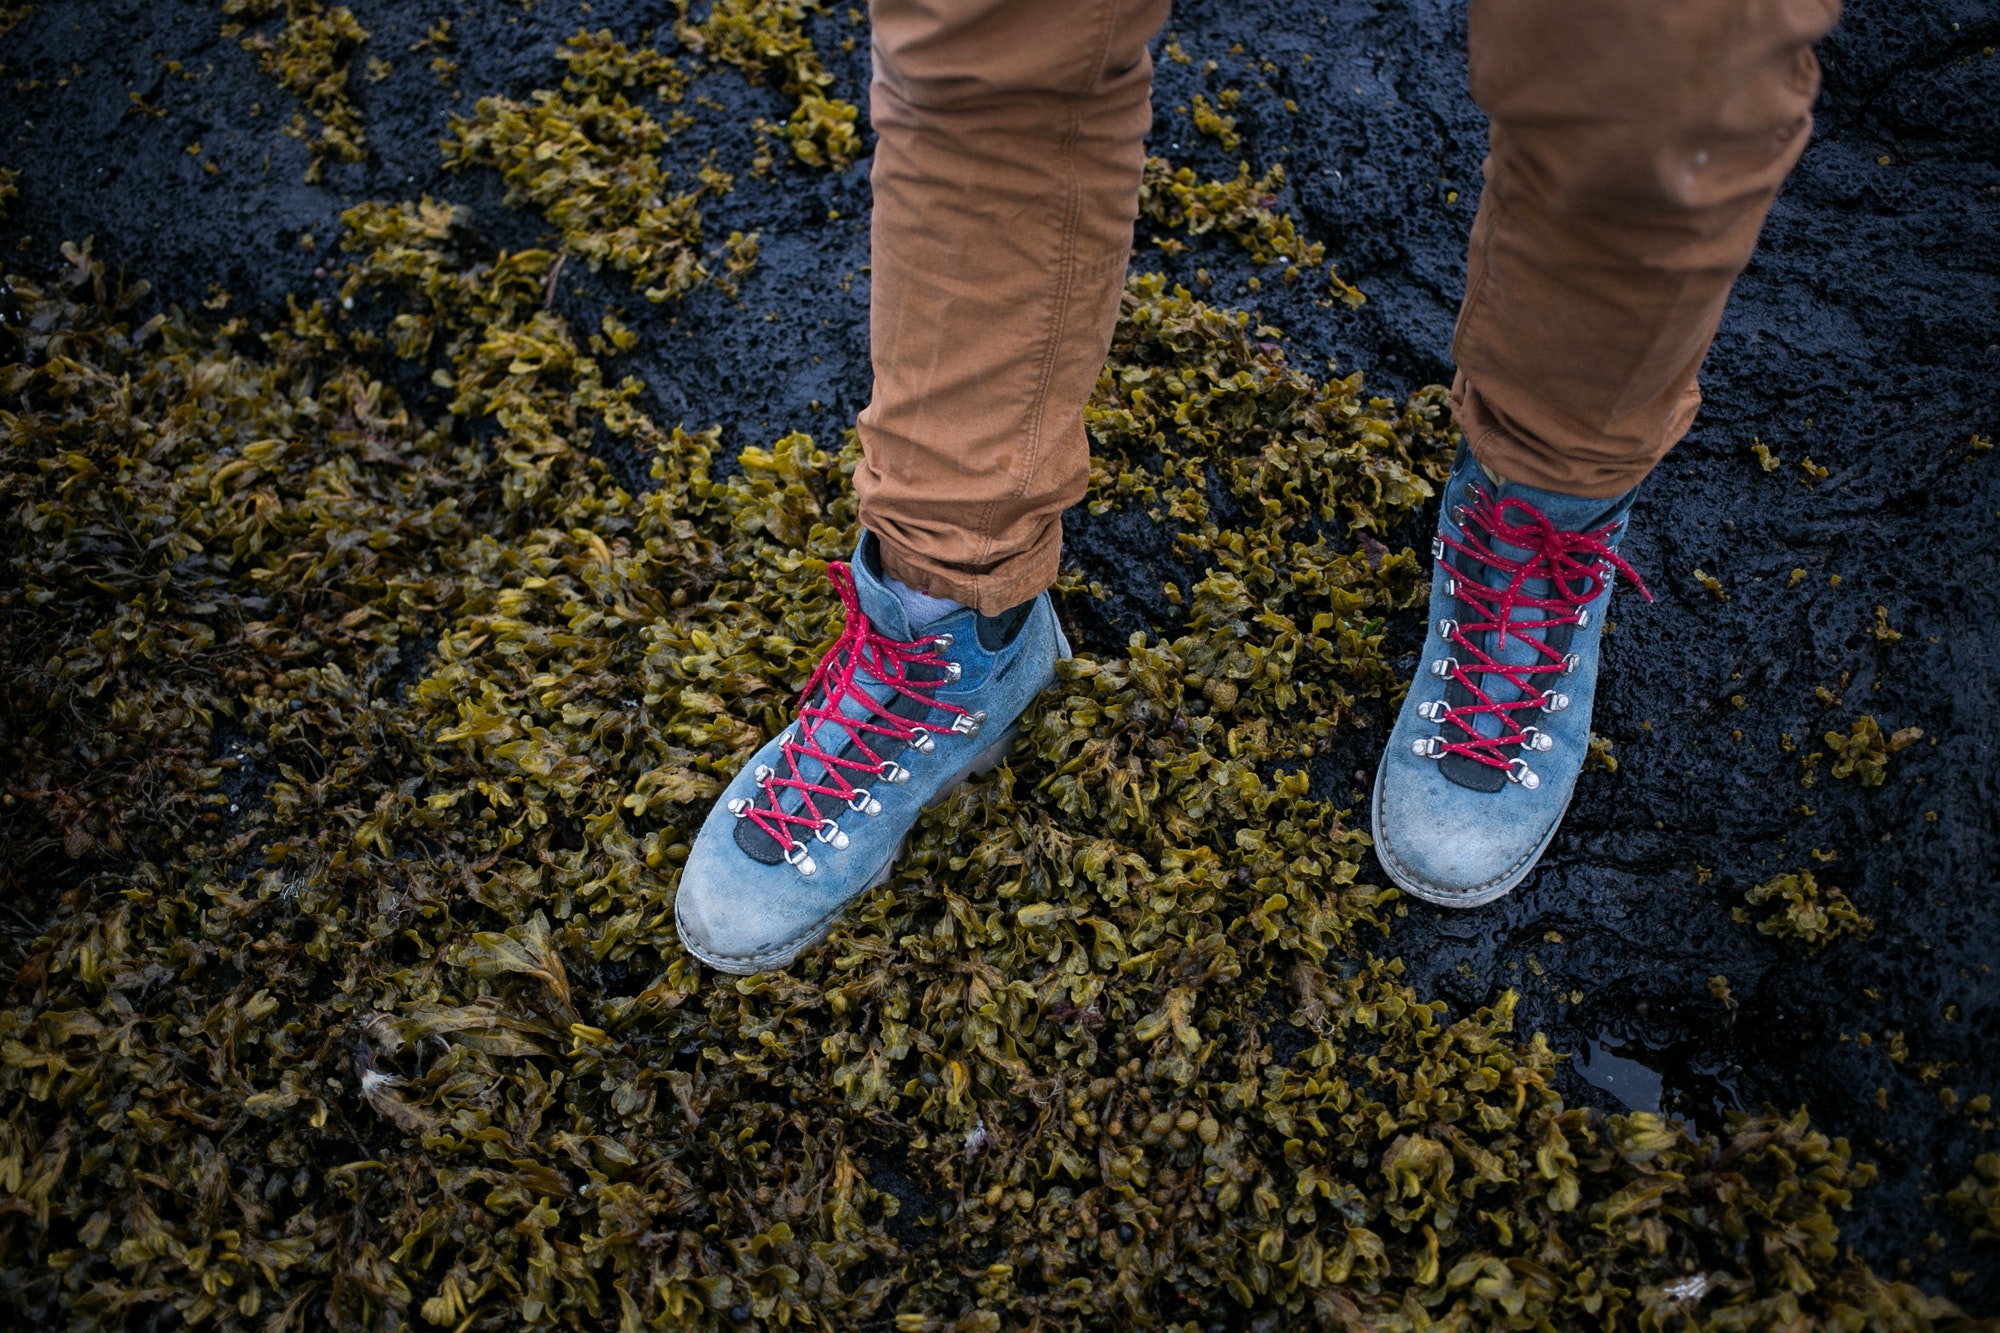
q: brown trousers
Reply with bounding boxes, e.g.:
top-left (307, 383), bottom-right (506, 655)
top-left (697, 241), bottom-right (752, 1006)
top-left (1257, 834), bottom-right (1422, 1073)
top-left (857, 0), bottom-right (1841, 613)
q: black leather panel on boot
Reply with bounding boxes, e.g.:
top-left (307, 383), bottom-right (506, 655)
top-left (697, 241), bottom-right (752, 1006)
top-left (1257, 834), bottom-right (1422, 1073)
top-left (1434, 545), bottom-right (1574, 793)
top-left (733, 666), bottom-right (943, 863)
top-left (977, 601), bottom-right (1032, 652)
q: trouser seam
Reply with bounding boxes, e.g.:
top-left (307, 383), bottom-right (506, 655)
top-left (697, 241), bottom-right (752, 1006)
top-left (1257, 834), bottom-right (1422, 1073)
top-left (970, 0), bottom-right (1121, 605)
top-left (1451, 160), bottom-right (1503, 372)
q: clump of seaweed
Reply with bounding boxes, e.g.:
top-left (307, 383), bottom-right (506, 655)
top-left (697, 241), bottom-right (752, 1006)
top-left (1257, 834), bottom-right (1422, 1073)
top-left (1946, 1154), bottom-right (2000, 1244)
top-left (676, 0), bottom-right (863, 168)
top-left (1734, 868), bottom-right (1876, 949)
top-left (443, 10), bottom-right (858, 305)
top-left (445, 31), bottom-right (716, 303)
top-left (1140, 157), bottom-right (1365, 306)
top-left (0, 166), bottom-right (17, 219)
top-left (222, 0), bottom-right (370, 181)
top-left (0, 200), bottom-right (1968, 1327)
top-left (1189, 91), bottom-right (1242, 151)
top-left (1825, 713), bottom-right (1924, 786)
top-left (783, 92), bottom-right (861, 169)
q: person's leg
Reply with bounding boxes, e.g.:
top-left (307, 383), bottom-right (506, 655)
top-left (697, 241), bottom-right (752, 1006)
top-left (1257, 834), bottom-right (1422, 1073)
top-left (676, 0), bottom-right (1170, 973)
top-left (1452, 0), bottom-right (1841, 497)
top-left (1374, 0), bottom-right (1840, 908)
top-left (857, 0), bottom-right (1171, 615)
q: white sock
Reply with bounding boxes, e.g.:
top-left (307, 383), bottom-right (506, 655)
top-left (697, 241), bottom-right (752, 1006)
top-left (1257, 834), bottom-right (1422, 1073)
top-left (885, 576), bottom-right (964, 630)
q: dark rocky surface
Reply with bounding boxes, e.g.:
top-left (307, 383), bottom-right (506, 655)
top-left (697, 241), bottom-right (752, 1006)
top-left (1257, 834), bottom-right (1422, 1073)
top-left (4, 0), bottom-right (1997, 1307)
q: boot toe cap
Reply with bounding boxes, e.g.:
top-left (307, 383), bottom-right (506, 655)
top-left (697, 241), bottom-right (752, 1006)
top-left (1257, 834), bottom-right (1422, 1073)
top-left (673, 831), bottom-right (822, 974)
top-left (1371, 753), bottom-right (1565, 908)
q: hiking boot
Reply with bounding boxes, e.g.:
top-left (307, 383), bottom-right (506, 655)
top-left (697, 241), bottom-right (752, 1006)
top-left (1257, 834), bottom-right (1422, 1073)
top-left (1371, 447), bottom-right (1652, 908)
top-left (674, 532), bottom-right (1070, 974)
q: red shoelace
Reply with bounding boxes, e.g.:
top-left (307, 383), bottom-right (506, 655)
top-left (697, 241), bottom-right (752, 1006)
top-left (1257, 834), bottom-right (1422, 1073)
top-left (1424, 487), bottom-right (1652, 776)
top-left (734, 561), bottom-right (973, 868)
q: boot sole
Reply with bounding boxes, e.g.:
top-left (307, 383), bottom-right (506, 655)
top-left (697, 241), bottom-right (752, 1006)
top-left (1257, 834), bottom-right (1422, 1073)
top-left (677, 725), bottom-right (1023, 976)
top-left (1368, 752), bottom-right (1570, 910)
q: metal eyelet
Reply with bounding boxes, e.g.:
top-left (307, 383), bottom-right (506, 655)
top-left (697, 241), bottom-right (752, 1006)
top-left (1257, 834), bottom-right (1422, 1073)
top-left (1431, 537), bottom-right (1446, 561)
top-left (752, 764), bottom-right (775, 783)
top-left (1520, 726), bottom-right (1554, 753)
top-left (815, 819), bottom-right (849, 850)
top-left (1436, 617), bottom-right (1458, 639)
top-left (1430, 656), bottom-right (1458, 679)
top-left (908, 732), bottom-right (936, 755)
top-left (784, 844), bottom-right (818, 876)
top-left (1575, 608), bottom-right (1591, 629)
top-left (1416, 700), bottom-right (1446, 723)
top-left (1443, 576), bottom-right (1459, 598)
top-left (727, 797), bottom-right (752, 817)
top-left (848, 788), bottom-right (882, 816)
top-left (1542, 691), bottom-right (1570, 714)
top-left (930, 633), bottom-right (955, 651)
top-left (1412, 736), bottom-right (1445, 759)
top-left (1561, 652), bottom-right (1581, 675)
top-left (1450, 504), bottom-right (1468, 526)
top-left (878, 761), bottom-right (911, 785)
top-left (951, 710), bottom-right (986, 736)
top-left (1507, 759), bottom-right (1541, 790)
top-left (942, 662), bottom-right (963, 683)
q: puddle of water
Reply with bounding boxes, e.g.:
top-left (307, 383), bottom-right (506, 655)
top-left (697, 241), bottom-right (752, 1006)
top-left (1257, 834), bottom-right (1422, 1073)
top-left (1578, 1035), bottom-right (1665, 1115)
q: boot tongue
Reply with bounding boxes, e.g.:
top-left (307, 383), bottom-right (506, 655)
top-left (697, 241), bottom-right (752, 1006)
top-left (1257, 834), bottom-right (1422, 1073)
top-left (849, 537), bottom-right (916, 642)
top-left (804, 548), bottom-right (924, 786)
top-left (731, 543), bottom-right (934, 864)
top-left (1461, 481), bottom-right (1631, 732)
top-left (1486, 480), bottom-right (1628, 564)
top-left (1479, 479), bottom-right (1631, 601)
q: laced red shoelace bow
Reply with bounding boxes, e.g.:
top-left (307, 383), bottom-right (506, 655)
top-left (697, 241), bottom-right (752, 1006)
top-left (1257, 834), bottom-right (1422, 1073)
top-left (1426, 487), bottom-right (1652, 773)
top-left (737, 561), bottom-right (970, 862)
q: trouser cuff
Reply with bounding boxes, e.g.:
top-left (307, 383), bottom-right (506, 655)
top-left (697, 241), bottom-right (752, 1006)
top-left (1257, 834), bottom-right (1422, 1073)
top-left (869, 521), bottom-right (1063, 618)
top-left (1453, 371), bottom-right (1682, 500)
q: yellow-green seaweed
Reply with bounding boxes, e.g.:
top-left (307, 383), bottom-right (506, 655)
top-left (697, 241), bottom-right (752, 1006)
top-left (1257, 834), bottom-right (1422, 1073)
top-left (1140, 158), bottom-right (1365, 307)
top-left (0, 204), bottom-right (1966, 1330)
top-left (1946, 1154), bottom-right (2000, 1245)
top-left (223, 0), bottom-right (371, 182)
top-left (0, 13), bottom-right (1977, 1332)
top-left (1825, 714), bottom-right (1924, 787)
top-left (1734, 868), bottom-right (1875, 950)
top-left (676, 0), bottom-right (863, 168)
top-left (445, 31), bottom-right (715, 304)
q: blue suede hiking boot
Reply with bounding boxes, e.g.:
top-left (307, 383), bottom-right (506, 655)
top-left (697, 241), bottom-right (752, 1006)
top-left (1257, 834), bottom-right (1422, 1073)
top-left (674, 532), bottom-right (1071, 974)
top-left (1371, 447), bottom-right (1652, 908)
